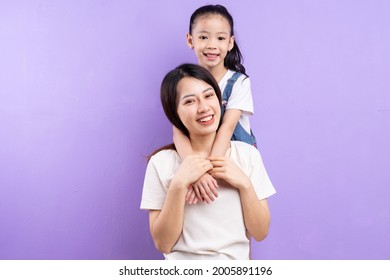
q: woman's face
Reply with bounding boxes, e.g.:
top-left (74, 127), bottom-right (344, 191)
top-left (176, 76), bottom-right (221, 138)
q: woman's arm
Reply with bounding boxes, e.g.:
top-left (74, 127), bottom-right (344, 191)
top-left (237, 185), bottom-right (271, 241)
top-left (149, 155), bottom-right (213, 253)
top-left (209, 156), bottom-right (271, 241)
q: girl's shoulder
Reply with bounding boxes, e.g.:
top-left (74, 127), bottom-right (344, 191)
top-left (219, 70), bottom-right (251, 88)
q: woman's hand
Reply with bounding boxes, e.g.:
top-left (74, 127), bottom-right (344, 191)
top-left (185, 173), bottom-right (218, 204)
top-left (209, 156), bottom-right (251, 190)
top-left (171, 155), bottom-right (213, 190)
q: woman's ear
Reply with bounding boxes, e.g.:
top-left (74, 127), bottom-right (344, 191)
top-left (186, 33), bottom-right (194, 49)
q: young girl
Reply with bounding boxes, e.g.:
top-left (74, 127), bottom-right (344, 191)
top-left (174, 5), bottom-right (257, 204)
top-left (141, 64), bottom-right (275, 259)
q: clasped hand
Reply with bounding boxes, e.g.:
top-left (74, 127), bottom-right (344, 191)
top-left (185, 156), bottom-right (248, 204)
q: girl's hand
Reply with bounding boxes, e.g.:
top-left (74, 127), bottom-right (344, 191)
top-left (185, 173), bottom-right (218, 204)
top-left (209, 156), bottom-right (250, 190)
top-left (171, 155), bottom-right (213, 190)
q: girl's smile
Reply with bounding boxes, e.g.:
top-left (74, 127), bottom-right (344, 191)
top-left (187, 14), bottom-right (234, 73)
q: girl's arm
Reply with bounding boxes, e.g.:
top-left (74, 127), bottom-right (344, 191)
top-left (174, 125), bottom-right (218, 204)
top-left (186, 109), bottom-right (241, 204)
top-left (173, 126), bottom-right (193, 159)
top-left (149, 155), bottom-right (212, 253)
top-left (209, 156), bottom-right (271, 241)
top-left (210, 109), bottom-right (242, 156)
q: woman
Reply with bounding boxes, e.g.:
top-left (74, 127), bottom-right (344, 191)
top-left (140, 64), bottom-right (276, 260)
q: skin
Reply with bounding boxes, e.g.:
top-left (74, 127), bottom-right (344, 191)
top-left (174, 13), bottom-right (245, 204)
top-left (150, 77), bottom-right (271, 254)
top-left (186, 14), bottom-right (234, 80)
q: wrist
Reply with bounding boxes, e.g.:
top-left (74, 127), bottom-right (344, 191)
top-left (238, 178), bottom-right (252, 192)
top-left (170, 177), bottom-right (190, 192)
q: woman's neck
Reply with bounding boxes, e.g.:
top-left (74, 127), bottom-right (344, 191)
top-left (189, 133), bottom-right (216, 158)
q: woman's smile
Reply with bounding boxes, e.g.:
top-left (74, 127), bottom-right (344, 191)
top-left (176, 77), bottom-right (221, 137)
top-left (197, 114), bottom-right (215, 125)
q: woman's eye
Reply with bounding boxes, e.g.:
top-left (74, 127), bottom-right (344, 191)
top-left (205, 93), bottom-right (215, 98)
top-left (184, 99), bottom-right (195, 105)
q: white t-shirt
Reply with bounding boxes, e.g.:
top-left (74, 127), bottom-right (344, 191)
top-left (218, 70), bottom-right (254, 134)
top-left (140, 141), bottom-right (276, 260)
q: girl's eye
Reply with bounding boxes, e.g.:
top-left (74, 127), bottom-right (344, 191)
top-left (199, 36), bottom-right (207, 40)
top-left (218, 37), bottom-right (226, 40)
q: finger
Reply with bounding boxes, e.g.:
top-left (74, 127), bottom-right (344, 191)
top-left (185, 186), bottom-right (194, 201)
top-left (209, 160), bottom-right (224, 168)
top-left (198, 185), bottom-right (212, 204)
top-left (210, 171), bottom-right (224, 179)
top-left (193, 185), bottom-right (203, 201)
top-left (203, 182), bottom-right (217, 202)
top-left (204, 184), bottom-right (216, 201)
top-left (208, 181), bottom-right (218, 197)
top-left (203, 162), bottom-right (213, 172)
top-left (210, 176), bottom-right (219, 189)
top-left (188, 189), bottom-right (197, 204)
top-left (208, 156), bottom-right (225, 161)
top-left (212, 167), bottom-right (226, 173)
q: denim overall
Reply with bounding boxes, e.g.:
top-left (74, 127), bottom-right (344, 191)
top-left (222, 72), bottom-right (257, 147)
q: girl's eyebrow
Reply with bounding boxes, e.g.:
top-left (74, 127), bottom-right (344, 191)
top-left (196, 30), bottom-right (229, 35)
top-left (180, 87), bottom-right (214, 100)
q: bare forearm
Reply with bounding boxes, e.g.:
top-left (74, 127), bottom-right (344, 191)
top-left (210, 123), bottom-right (234, 156)
top-left (151, 183), bottom-right (187, 253)
top-left (211, 109), bottom-right (241, 157)
top-left (239, 181), bottom-right (271, 241)
top-left (173, 126), bottom-right (193, 159)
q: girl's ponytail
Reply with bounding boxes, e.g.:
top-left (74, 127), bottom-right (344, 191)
top-left (225, 39), bottom-right (247, 76)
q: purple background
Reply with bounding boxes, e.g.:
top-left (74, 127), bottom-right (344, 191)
top-left (0, 0), bottom-right (389, 260)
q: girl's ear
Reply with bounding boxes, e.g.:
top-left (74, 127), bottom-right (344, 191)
top-left (186, 33), bottom-right (194, 49)
top-left (228, 35), bottom-right (235, 52)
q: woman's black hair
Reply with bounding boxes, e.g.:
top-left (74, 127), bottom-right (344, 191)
top-left (148, 63), bottom-right (222, 160)
top-left (160, 63), bottom-right (222, 138)
top-left (189, 4), bottom-right (248, 76)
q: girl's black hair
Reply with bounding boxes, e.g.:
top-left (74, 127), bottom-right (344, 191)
top-left (189, 4), bottom-right (248, 76)
top-left (148, 63), bottom-right (222, 160)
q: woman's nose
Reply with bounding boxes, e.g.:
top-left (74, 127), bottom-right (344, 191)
top-left (198, 100), bottom-right (211, 113)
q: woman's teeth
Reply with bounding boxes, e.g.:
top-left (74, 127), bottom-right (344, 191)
top-left (200, 116), bottom-right (212, 122)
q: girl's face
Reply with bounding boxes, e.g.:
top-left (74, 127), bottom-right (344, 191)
top-left (187, 14), bottom-right (234, 73)
top-left (176, 76), bottom-right (221, 138)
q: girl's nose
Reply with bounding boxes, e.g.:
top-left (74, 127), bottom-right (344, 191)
top-left (206, 38), bottom-right (217, 49)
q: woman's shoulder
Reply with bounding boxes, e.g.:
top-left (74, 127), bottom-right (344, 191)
top-left (149, 148), bottom-right (180, 164)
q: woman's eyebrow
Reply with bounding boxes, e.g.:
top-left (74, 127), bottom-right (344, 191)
top-left (203, 87), bottom-right (213, 93)
top-left (181, 87), bottom-right (213, 100)
top-left (180, 94), bottom-right (195, 100)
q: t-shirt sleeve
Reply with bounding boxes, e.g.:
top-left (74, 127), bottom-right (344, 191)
top-left (225, 76), bottom-right (254, 115)
top-left (249, 147), bottom-right (276, 200)
top-left (140, 157), bottom-right (167, 210)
